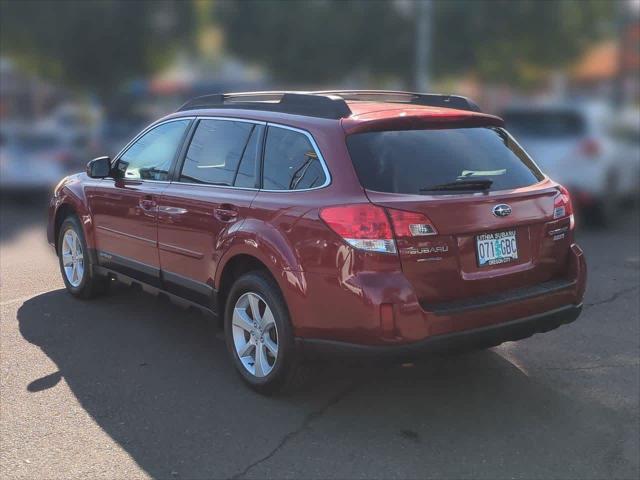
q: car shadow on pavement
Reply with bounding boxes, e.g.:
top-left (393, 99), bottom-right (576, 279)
top-left (18, 287), bottom-right (636, 480)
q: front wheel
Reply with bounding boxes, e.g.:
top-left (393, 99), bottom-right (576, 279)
top-left (57, 216), bottom-right (107, 299)
top-left (224, 271), bottom-right (305, 394)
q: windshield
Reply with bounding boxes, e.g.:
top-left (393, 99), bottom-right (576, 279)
top-left (346, 127), bottom-right (544, 195)
top-left (502, 111), bottom-right (586, 137)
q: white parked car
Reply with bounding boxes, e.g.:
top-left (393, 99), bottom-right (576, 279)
top-left (501, 102), bottom-right (639, 224)
top-left (0, 127), bottom-right (73, 192)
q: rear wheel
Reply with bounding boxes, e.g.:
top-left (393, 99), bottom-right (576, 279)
top-left (224, 271), bottom-right (304, 394)
top-left (57, 216), bottom-right (107, 299)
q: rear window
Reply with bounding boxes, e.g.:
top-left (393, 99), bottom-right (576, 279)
top-left (346, 127), bottom-right (544, 195)
top-left (502, 111), bottom-right (585, 137)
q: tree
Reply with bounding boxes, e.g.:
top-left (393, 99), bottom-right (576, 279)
top-left (215, 0), bottom-right (413, 85)
top-left (0, 0), bottom-right (195, 98)
top-left (216, 0), bottom-right (614, 88)
top-left (431, 0), bottom-right (615, 85)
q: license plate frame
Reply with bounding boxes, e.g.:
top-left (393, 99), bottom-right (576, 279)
top-left (476, 229), bottom-right (518, 267)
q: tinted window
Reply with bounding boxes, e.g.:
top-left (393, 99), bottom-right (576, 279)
top-left (502, 111), bottom-right (585, 137)
top-left (180, 119), bottom-right (255, 186)
top-left (262, 127), bottom-right (327, 190)
top-left (118, 120), bottom-right (190, 181)
top-left (346, 127), bottom-right (544, 195)
top-left (233, 125), bottom-right (262, 188)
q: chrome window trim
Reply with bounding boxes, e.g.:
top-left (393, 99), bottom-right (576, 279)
top-left (109, 116), bottom-right (195, 184)
top-left (170, 181), bottom-right (259, 192)
top-left (195, 116), bottom-right (267, 126)
top-left (173, 116), bottom-right (266, 190)
top-left (111, 115), bottom-right (332, 192)
top-left (260, 122), bottom-right (332, 192)
top-left (112, 116), bottom-right (196, 165)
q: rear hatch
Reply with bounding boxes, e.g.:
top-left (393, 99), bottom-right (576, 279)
top-left (346, 125), bottom-right (574, 307)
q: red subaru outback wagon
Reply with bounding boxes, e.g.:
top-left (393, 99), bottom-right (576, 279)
top-left (47, 91), bottom-right (587, 393)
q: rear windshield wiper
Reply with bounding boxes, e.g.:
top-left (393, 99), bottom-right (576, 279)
top-left (420, 179), bottom-right (493, 192)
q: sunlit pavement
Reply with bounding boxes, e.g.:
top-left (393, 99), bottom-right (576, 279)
top-left (1, 198), bottom-right (638, 480)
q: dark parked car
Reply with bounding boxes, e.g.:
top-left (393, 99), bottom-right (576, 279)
top-left (47, 91), bottom-right (587, 393)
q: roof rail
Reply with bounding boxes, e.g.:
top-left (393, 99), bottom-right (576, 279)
top-left (176, 90), bottom-right (482, 119)
top-left (177, 91), bottom-right (352, 119)
top-left (312, 90), bottom-right (482, 112)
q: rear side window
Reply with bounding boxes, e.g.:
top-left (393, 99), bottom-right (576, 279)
top-left (180, 119), bottom-right (260, 186)
top-left (502, 111), bottom-right (585, 137)
top-left (346, 127), bottom-right (544, 195)
top-left (262, 127), bottom-right (327, 190)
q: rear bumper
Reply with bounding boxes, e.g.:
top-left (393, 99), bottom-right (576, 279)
top-left (296, 303), bottom-right (582, 359)
top-left (285, 243), bottom-right (586, 347)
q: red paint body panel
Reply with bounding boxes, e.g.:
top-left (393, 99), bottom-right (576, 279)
top-left (47, 100), bottom-right (587, 348)
top-left (86, 178), bottom-right (165, 269)
top-left (158, 183), bottom-right (258, 288)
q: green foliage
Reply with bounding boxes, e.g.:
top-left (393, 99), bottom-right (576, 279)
top-left (0, 0), bottom-right (195, 97)
top-left (216, 0), bottom-right (413, 85)
top-left (432, 0), bottom-right (615, 84)
top-left (0, 0), bottom-right (615, 94)
top-left (218, 0), bottom-right (614, 87)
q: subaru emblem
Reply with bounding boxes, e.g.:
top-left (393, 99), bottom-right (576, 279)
top-left (492, 204), bottom-right (512, 217)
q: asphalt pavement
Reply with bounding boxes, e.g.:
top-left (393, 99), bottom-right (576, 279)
top-left (1, 197), bottom-right (638, 479)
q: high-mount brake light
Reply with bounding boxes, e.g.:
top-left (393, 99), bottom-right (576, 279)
top-left (554, 185), bottom-right (575, 229)
top-left (387, 209), bottom-right (438, 237)
top-left (319, 204), bottom-right (397, 254)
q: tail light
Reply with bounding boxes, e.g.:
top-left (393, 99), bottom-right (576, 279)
top-left (320, 204), bottom-right (439, 254)
top-left (387, 209), bottom-right (437, 237)
top-left (554, 185), bottom-right (575, 229)
top-left (319, 204), bottom-right (396, 253)
top-left (579, 138), bottom-right (600, 158)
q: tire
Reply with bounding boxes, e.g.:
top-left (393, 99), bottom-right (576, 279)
top-left (224, 270), bottom-right (305, 394)
top-left (57, 215), bottom-right (108, 299)
top-left (590, 171), bottom-right (620, 227)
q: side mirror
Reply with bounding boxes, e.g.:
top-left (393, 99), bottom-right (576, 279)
top-left (86, 156), bottom-right (111, 178)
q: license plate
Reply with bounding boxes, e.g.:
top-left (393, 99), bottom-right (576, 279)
top-left (476, 230), bottom-right (518, 267)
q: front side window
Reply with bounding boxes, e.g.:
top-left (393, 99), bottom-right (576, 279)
top-left (180, 119), bottom-right (259, 186)
top-left (117, 120), bottom-right (190, 181)
top-left (262, 127), bottom-right (327, 190)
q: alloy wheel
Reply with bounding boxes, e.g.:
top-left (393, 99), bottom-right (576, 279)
top-left (61, 229), bottom-right (84, 287)
top-left (231, 292), bottom-right (279, 377)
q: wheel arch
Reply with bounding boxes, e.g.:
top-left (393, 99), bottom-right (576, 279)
top-left (54, 203), bottom-right (77, 254)
top-left (215, 248), bottom-right (307, 326)
top-left (52, 192), bottom-right (97, 263)
top-left (217, 253), bottom-right (278, 316)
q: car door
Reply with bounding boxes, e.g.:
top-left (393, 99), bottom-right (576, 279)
top-left (157, 118), bottom-right (263, 307)
top-left (86, 118), bottom-right (192, 286)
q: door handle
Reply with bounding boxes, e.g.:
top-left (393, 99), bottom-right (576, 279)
top-left (139, 195), bottom-right (156, 210)
top-left (214, 204), bottom-right (239, 222)
top-left (158, 206), bottom-right (187, 215)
